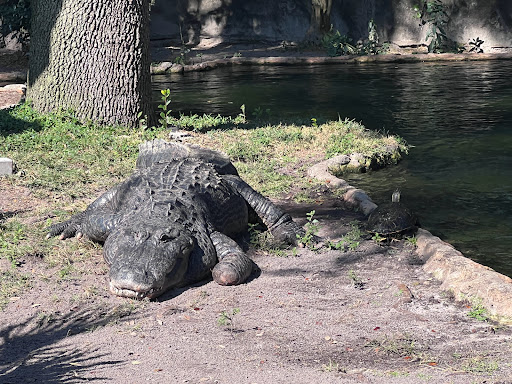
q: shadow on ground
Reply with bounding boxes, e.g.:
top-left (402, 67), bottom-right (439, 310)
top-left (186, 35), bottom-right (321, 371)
top-left (0, 306), bottom-right (137, 383)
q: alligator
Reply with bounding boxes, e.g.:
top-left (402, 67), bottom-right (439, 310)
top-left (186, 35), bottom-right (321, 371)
top-left (47, 139), bottom-right (304, 299)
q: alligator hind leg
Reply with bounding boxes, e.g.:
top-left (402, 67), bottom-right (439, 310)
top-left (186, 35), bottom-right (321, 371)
top-left (211, 232), bottom-right (254, 286)
top-left (222, 175), bottom-right (305, 247)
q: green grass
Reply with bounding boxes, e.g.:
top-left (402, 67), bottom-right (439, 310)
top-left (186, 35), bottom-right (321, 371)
top-left (0, 270), bottom-right (31, 310)
top-left (0, 219), bottom-right (27, 267)
top-left (0, 104), bottom-right (169, 199)
top-left (461, 356), bottom-right (499, 374)
top-left (0, 104), bottom-right (407, 306)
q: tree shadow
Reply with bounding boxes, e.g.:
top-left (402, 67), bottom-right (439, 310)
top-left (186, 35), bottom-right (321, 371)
top-left (0, 105), bottom-right (44, 137)
top-left (0, 306), bottom-right (137, 383)
top-left (26, 0), bottom-right (63, 89)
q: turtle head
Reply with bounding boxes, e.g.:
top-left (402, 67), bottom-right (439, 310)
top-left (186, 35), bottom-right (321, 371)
top-left (392, 189), bottom-right (401, 203)
top-left (104, 223), bottom-right (194, 299)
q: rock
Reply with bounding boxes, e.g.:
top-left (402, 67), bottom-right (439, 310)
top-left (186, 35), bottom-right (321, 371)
top-left (0, 158), bottom-right (14, 176)
top-left (417, 228), bottom-right (512, 322)
top-left (307, 155), bottom-right (350, 188)
top-left (150, 61), bottom-right (173, 74)
top-left (2, 84), bottom-right (26, 94)
top-left (343, 188), bottom-right (377, 216)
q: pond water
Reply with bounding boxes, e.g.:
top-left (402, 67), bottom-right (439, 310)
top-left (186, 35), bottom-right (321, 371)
top-left (152, 61), bottom-right (512, 276)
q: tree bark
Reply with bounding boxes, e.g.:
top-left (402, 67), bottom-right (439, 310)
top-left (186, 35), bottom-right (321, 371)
top-left (27, 0), bottom-right (152, 128)
top-left (308, 0), bottom-right (333, 38)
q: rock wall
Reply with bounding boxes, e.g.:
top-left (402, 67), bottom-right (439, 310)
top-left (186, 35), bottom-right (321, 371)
top-left (150, 0), bottom-right (512, 51)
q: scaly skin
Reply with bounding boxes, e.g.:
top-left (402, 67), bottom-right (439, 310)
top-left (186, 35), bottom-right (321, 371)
top-left (48, 140), bottom-right (304, 299)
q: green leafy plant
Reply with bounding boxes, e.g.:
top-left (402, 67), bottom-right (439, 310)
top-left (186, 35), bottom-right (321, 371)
top-left (467, 301), bottom-right (489, 322)
top-left (414, 0), bottom-right (449, 53)
top-left (322, 27), bottom-right (357, 57)
top-left (327, 221), bottom-right (362, 251)
top-left (405, 235), bottom-right (418, 247)
top-left (372, 232), bottom-right (385, 243)
top-left (217, 308), bottom-right (240, 332)
top-left (297, 210), bottom-right (319, 248)
top-left (239, 104), bottom-right (246, 122)
top-left (358, 19), bottom-right (380, 55)
top-left (322, 359), bottom-right (343, 373)
top-left (348, 270), bottom-right (365, 289)
top-left (252, 106), bottom-right (271, 120)
top-left (468, 37), bottom-right (484, 53)
top-left (158, 89), bottom-right (172, 130)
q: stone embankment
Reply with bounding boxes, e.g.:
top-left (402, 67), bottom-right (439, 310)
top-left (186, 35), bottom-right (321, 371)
top-left (151, 52), bottom-right (512, 75)
top-left (307, 158), bottom-right (512, 323)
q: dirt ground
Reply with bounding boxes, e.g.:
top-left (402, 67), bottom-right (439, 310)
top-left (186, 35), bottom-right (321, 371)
top-left (2, 48), bottom-right (512, 384)
top-left (1, 182), bottom-right (512, 384)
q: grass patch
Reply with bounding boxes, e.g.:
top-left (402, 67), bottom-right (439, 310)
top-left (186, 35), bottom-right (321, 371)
top-left (0, 104), bottom-right (407, 302)
top-left (0, 104), bottom-right (169, 199)
top-left (461, 356), bottom-right (499, 374)
top-left (190, 118), bottom-right (407, 196)
top-left (0, 269), bottom-right (31, 310)
top-left (0, 219), bottom-right (28, 267)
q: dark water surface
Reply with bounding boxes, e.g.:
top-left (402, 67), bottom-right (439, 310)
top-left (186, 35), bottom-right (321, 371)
top-left (152, 61), bottom-right (512, 276)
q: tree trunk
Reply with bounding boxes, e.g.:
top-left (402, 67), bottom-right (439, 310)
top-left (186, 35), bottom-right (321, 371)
top-left (27, 0), bottom-right (152, 128)
top-left (308, 0), bottom-right (333, 38)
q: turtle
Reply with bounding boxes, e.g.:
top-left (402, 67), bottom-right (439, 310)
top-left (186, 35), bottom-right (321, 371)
top-left (367, 190), bottom-right (417, 239)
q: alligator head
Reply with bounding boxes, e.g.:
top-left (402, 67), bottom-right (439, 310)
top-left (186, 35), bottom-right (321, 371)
top-left (104, 223), bottom-right (194, 299)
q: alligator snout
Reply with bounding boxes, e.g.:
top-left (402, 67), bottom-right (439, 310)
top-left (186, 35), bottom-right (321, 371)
top-left (109, 267), bottom-right (163, 299)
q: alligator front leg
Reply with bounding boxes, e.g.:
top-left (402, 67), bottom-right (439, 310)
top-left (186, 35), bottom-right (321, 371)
top-left (222, 175), bottom-right (306, 247)
top-left (210, 232), bottom-right (254, 285)
top-left (47, 187), bottom-right (122, 242)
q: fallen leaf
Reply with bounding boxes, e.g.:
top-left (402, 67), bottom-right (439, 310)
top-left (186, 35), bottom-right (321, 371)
top-left (428, 362), bottom-right (437, 366)
top-left (324, 336), bottom-right (331, 341)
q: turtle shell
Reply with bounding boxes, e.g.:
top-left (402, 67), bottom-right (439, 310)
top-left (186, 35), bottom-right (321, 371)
top-left (367, 201), bottom-right (416, 236)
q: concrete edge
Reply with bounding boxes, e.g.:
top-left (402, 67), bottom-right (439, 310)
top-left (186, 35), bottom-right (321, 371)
top-left (308, 159), bottom-right (512, 323)
top-left (307, 156), bottom-right (377, 216)
top-left (416, 228), bottom-right (512, 323)
top-left (151, 52), bottom-right (512, 74)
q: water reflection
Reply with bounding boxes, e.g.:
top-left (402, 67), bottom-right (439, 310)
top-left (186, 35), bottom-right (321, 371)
top-left (153, 61), bottom-right (512, 276)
